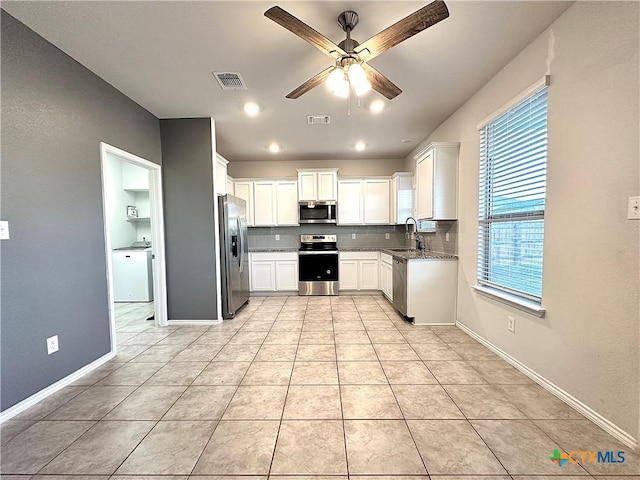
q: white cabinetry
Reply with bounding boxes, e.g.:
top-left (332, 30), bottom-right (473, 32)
top-left (379, 253), bottom-right (393, 301)
top-left (338, 179), bottom-right (390, 225)
top-left (414, 142), bottom-right (459, 220)
top-left (226, 176), bottom-right (235, 196)
top-left (339, 251), bottom-right (379, 291)
top-left (363, 179), bottom-right (390, 224)
top-left (234, 180), bottom-right (298, 227)
top-left (297, 169), bottom-right (338, 201)
top-left (390, 172), bottom-right (414, 224)
top-left (406, 258), bottom-right (457, 325)
top-left (215, 154), bottom-right (229, 196)
top-left (253, 181), bottom-right (277, 226)
top-left (249, 252), bottom-right (298, 292)
top-left (275, 181), bottom-right (298, 226)
top-left (337, 180), bottom-right (363, 224)
top-left (234, 181), bottom-right (254, 226)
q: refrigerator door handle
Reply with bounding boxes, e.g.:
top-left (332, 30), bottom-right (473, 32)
top-left (237, 217), bottom-right (244, 273)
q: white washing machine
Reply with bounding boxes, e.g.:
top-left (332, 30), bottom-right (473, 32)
top-left (112, 248), bottom-right (153, 302)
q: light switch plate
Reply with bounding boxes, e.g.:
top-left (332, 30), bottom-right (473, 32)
top-left (352, 233), bottom-right (356, 240)
top-left (0, 221), bottom-right (9, 240)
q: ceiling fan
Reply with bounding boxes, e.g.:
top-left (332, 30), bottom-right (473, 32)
top-left (264, 0), bottom-right (449, 100)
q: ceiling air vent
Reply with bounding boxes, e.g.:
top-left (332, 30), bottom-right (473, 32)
top-left (212, 72), bottom-right (247, 90)
top-left (307, 115), bottom-right (331, 125)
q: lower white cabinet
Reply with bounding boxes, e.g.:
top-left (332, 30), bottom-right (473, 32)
top-left (379, 253), bottom-right (393, 301)
top-left (249, 252), bottom-right (298, 292)
top-left (339, 251), bottom-right (379, 291)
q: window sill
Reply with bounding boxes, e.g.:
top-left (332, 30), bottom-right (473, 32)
top-left (472, 285), bottom-right (546, 318)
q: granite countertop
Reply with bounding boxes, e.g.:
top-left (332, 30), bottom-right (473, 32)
top-left (338, 247), bottom-right (458, 259)
top-left (248, 246), bottom-right (457, 260)
top-left (382, 249), bottom-right (458, 260)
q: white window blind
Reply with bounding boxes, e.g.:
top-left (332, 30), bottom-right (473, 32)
top-left (477, 85), bottom-right (548, 302)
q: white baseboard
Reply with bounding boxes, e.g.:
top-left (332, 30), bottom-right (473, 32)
top-left (168, 319), bottom-right (222, 325)
top-left (455, 321), bottom-right (638, 451)
top-left (0, 351), bottom-right (116, 423)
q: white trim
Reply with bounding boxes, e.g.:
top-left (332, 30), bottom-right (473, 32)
top-left (0, 352), bottom-right (115, 423)
top-left (473, 284), bottom-right (546, 317)
top-left (456, 321), bottom-right (638, 451)
top-left (168, 319), bottom-right (222, 325)
top-left (477, 75), bottom-right (550, 130)
top-left (99, 142), bottom-right (168, 331)
top-left (211, 119), bottom-right (224, 326)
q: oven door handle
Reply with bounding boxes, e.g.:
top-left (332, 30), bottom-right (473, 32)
top-left (298, 250), bottom-right (339, 255)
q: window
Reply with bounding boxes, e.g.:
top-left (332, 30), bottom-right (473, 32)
top-left (477, 81), bottom-right (548, 304)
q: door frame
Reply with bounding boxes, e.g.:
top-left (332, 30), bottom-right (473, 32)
top-left (99, 142), bottom-right (168, 354)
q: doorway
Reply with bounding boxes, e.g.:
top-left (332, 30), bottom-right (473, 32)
top-left (100, 142), bottom-right (168, 354)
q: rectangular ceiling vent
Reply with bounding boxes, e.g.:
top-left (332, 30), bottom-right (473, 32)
top-left (307, 115), bottom-right (331, 125)
top-left (212, 72), bottom-right (247, 90)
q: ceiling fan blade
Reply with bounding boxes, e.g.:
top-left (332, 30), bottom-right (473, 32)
top-left (355, 0), bottom-right (449, 61)
top-left (286, 66), bottom-right (334, 99)
top-left (265, 6), bottom-right (346, 59)
top-left (362, 63), bottom-right (402, 100)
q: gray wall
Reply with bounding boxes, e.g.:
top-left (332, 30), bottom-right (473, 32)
top-left (0, 11), bottom-right (162, 411)
top-left (407, 2), bottom-right (639, 439)
top-left (160, 119), bottom-right (218, 320)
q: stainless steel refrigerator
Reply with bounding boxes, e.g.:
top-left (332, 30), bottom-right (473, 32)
top-left (218, 194), bottom-right (250, 318)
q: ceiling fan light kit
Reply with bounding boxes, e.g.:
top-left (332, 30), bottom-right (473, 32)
top-left (264, 0), bottom-right (449, 101)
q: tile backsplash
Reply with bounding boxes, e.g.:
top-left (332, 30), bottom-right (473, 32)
top-left (248, 221), bottom-right (458, 254)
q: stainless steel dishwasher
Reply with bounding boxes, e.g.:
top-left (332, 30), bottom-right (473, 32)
top-left (392, 257), bottom-right (408, 316)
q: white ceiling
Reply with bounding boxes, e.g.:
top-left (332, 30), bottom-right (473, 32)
top-left (3, 0), bottom-right (572, 162)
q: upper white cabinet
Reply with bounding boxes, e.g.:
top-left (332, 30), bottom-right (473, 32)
top-left (338, 179), bottom-right (390, 225)
top-left (363, 179), bottom-right (390, 224)
top-left (414, 142), bottom-right (459, 220)
top-left (121, 162), bottom-right (149, 191)
top-left (337, 180), bottom-right (364, 224)
top-left (276, 180), bottom-right (299, 226)
top-left (226, 176), bottom-right (235, 196)
top-left (253, 181), bottom-right (277, 226)
top-left (390, 172), bottom-right (414, 225)
top-left (233, 181), bottom-right (254, 226)
top-left (297, 169), bottom-right (338, 201)
top-left (215, 154), bottom-right (229, 196)
top-left (238, 180), bottom-right (298, 227)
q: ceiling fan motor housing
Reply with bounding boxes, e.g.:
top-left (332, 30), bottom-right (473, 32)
top-left (338, 11), bottom-right (359, 32)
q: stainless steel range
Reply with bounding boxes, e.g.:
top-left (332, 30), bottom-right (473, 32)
top-left (298, 234), bottom-right (339, 296)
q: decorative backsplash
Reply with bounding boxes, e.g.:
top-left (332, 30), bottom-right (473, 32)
top-left (247, 222), bottom-right (457, 254)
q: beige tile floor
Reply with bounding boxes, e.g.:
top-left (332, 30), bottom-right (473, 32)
top-left (1, 295), bottom-right (638, 478)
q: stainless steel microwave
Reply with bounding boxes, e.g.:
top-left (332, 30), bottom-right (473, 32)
top-left (298, 201), bottom-right (337, 224)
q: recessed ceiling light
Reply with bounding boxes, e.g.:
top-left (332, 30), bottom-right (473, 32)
top-left (355, 141), bottom-right (366, 152)
top-left (370, 100), bottom-right (385, 113)
top-left (243, 101), bottom-right (260, 116)
top-left (268, 143), bottom-right (281, 153)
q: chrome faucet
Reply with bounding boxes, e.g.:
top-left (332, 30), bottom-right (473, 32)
top-left (405, 217), bottom-right (419, 249)
top-left (405, 217), bottom-right (417, 238)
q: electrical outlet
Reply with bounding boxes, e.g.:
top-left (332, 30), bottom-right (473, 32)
top-left (352, 233), bottom-right (356, 240)
top-left (385, 233), bottom-right (390, 240)
top-left (0, 221), bottom-right (9, 240)
top-left (47, 335), bottom-right (59, 355)
top-left (507, 316), bottom-right (516, 333)
top-left (275, 234), bottom-right (280, 241)
top-left (628, 196), bottom-right (640, 219)
top-left (445, 232), bottom-right (450, 242)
